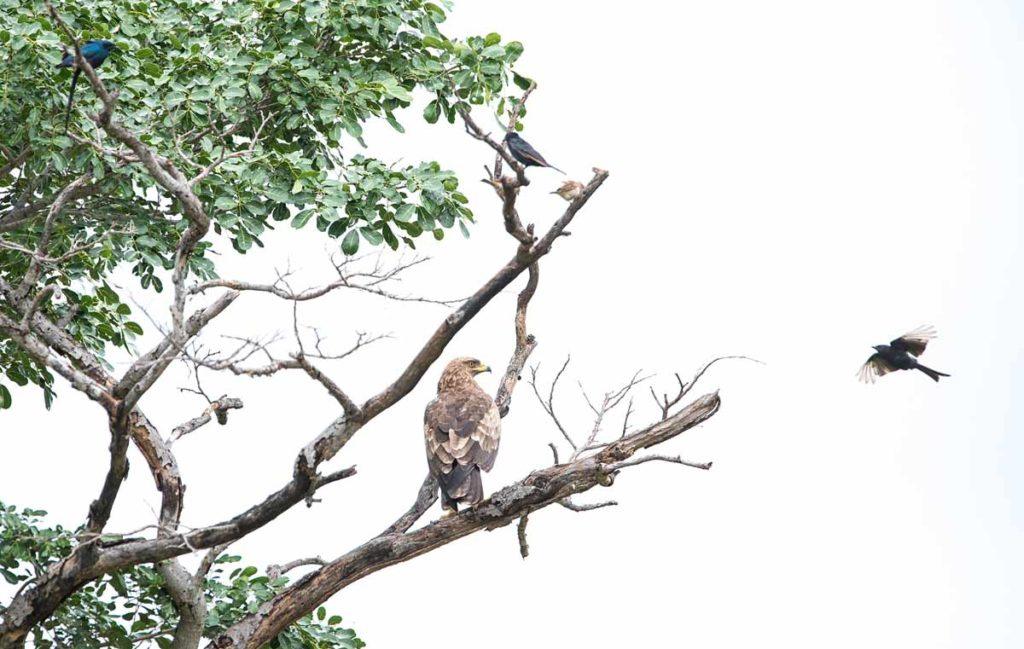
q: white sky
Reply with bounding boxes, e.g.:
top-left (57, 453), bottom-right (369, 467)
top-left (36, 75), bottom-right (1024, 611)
top-left (2, 0), bottom-right (1022, 647)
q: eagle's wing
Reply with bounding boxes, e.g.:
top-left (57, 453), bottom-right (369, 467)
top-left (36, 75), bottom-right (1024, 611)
top-left (890, 325), bottom-right (937, 357)
top-left (857, 353), bottom-right (897, 383)
top-left (424, 389), bottom-right (500, 501)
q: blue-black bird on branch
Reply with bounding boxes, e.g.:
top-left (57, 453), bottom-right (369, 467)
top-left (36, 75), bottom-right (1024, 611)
top-left (504, 132), bottom-right (565, 174)
top-left (858, 325), bottom-right (950, 383)
top-left (56, 39), bottom-right (116, 132)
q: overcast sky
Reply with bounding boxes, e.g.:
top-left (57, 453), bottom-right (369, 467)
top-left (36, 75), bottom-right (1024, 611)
top-left (2, 1), bottom-right (1022, 647)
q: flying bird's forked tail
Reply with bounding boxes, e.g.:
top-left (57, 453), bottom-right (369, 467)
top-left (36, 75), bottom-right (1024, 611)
top-left (916, 364), bottom-right (950, 382)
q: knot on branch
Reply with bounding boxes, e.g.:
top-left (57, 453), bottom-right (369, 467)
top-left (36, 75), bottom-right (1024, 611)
top-left (479, 483), bottom-right (540, 518)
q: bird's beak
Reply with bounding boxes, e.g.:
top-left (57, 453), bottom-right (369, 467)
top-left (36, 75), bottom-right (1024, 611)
top-left (477, 363), bottom-right (492, 374)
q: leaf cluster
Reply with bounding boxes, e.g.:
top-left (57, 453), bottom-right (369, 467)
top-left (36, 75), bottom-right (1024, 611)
top-left (0, 502), bottom-right (363, 648)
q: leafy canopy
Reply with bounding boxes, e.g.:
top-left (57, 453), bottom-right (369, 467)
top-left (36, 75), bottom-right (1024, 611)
top-left (0, 0), bottom-right (531, 409)
top-left (0, 502), bottom-right (363, 648)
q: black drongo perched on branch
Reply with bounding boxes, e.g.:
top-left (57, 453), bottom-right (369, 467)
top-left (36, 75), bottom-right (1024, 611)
top-left (57, 39), bottom-right (116, 132)
top-left (858, 325), bottom-right (950, 383)
top-left (504, 132), bottom-right (565, 174)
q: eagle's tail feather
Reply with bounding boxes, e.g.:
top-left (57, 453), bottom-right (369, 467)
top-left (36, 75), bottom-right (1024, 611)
top-left (464, 469), bottom-right (483, 506)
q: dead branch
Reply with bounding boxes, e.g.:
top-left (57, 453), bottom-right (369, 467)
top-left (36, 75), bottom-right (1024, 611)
top-left (650, 355), bottom-right (761, 420)
top-left (191, 255), bottom-right (464, 306)
top-left (267, 558), bottom-right (328, 582)
top-left (167, 397), bottom-right (244, 445)
top-left (202, 393), bottom-right (720, 648)
top-left (558, 499), bottom-right (617, 512)
top-left (517, 515), bottom-right (530, 559)
top-left (608, 453), bottom-right (712, 472)
top-left (529, 358), bottom-right (575, 450)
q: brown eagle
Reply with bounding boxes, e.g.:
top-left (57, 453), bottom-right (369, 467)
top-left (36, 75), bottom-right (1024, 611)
top-left (423, 357), bottom-right (500, 514)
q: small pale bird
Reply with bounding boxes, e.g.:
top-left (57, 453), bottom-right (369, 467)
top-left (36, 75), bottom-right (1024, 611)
top-left (858, 325), bottom-right (950, 383)
top-left (423, 357), bottom-right (500, 514)
top-left (551, 180), bottom-right (584, 201)
top-left (504, 132), bottom-right (565, 174)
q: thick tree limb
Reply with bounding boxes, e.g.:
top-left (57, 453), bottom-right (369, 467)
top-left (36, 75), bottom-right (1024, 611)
top-left (157, 560), bottom-right (206, 649)
top-left (204, 393), bottom-right (720, 648)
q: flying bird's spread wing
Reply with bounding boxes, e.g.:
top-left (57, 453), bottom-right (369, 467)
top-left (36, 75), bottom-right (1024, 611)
top-left (424, 389), bottom-right (500, 506)
top-left (890, 325), bottom-right (937, 357)
top-left (858, 353), bottom-right (897, 383)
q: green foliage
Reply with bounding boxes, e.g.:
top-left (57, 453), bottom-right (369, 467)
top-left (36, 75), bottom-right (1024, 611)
top-left (0, 0), bottom-right (530, 408)
top-left (0, 502), bottom-right (364, 648)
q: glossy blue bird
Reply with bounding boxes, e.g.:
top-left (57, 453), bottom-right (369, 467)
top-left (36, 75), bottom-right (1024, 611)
top-left (56, 39), bottom-right (117, 132)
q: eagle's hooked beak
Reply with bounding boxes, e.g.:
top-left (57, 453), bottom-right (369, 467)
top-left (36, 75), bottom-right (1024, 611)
top-left (475, 362), bottom-right (492, 374)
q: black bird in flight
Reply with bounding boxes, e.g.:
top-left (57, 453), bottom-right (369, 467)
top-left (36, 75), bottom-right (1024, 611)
top-left (504, 132), bottom-right (565, 174)
top-left (858, 325), bottom-right (950, 383)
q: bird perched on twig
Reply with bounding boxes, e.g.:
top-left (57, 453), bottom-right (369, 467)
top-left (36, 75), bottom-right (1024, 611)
top-left (858, 325), bottom-right (950, 383)
top-left (551, 180), bottom-right (584, 201)
top-left (56, 39), bottom-right (116, 132)
top-left (424, 357), bottom-right (500, 515)
top-left (504, 132), bottom-right (565, 174)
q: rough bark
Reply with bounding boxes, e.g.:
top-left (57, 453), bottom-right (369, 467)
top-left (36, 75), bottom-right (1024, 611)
top-left (206, 393), bottom-right (720, 648)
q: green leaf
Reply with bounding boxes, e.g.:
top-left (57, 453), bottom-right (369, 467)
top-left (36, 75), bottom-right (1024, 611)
top-left (513, 72), bottom-right (533, 90)
top-left (214, 196), bottom-right (237, 210)
top-left (327, 219), bottom-right (348, 238)
top-left (291, 210), bottom-right (314, 229)
top-left (341, 230), bottom-right (360, 255)
top-left (0, 384), bottom-right (11, 409)
top-left (395, 204), bottom-right (417, 223)
top-left (359, 227), bottom-right (383, 246)
top-left (423, 100), bottom-right (440, 124)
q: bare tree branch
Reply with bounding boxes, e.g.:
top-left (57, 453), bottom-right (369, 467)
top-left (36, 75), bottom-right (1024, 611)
top-left (570, 371), bottom-right (649, 462)
top-left (517, 515), bottom-right (530, 559)
top-left (495, 264), bottom-right (539, 417)
top-left (168, 397), bottom-right (244, 445)
top-left (267, 558), bottom-right (327, 582)
top-left (191, 255), bottom-right (464, 306)
top-left (558, 499), bottom-right (618, 512)
top-left (529, 358), bottom-right (575, 450)
top-left (650, 355), bottom-right (762, 420)
top-left (607, 454), bottom-right (713, 472)
top-left (382, 474), bottom-right (440, 536)
top-left (203, 393), bottom-right (721, 648)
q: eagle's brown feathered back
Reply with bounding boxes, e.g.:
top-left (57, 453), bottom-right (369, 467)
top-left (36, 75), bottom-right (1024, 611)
top-left (424, 358), bottom-right (500, 512)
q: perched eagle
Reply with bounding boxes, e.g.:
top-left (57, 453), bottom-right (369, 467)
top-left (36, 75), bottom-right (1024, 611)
top-left (423, 357), bottom-right (500, 514)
